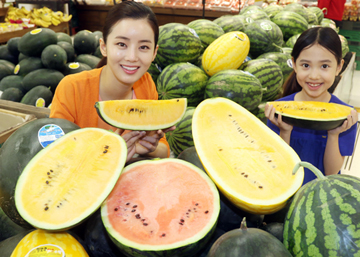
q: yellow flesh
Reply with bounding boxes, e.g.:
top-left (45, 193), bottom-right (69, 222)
top-left (268, 101), bottom-right (352, 120)
top-left (17, 129), bottom-right (126, 227)
top-left (11, 229), bottom-right (89, 257)
top-left (193, 98), bottom-right (303, 209)
top-left (98, 99), bottom-right (187, 129)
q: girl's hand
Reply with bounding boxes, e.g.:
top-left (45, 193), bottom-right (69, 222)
top-left (136, 126), bottom-right (176, 156)
top-left (117, 129), bottom-right (146, 162)
top-left (328, 109), bottom-right (358, 135)
top-left (264, 103), bottom-right (293, 132)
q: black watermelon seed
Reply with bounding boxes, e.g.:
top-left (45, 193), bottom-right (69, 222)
top-left (126, 203), bottom-right (130, 205)
top-left (135, 214), bottom-right (141, 219)
top-left (47, 172), bottom-right (50, 175)
top-left (244, 175), bottom-right (248, 178)
top-left (133, 205), bottom-right (138, 208)
top-left (205, 210), bottom-right (209, 214)
top-left (161, 233), bottom-right (166, 237)
top-left (103, 150), bottom-right (108, 153)
top-left (114, 208), bottom-right (118, 211)
top-left (131, 209), bottom-right (136, 212)
top-left (46, 181), bottom-right (49, 184)
top-left (259, 186), bottom-right (263, 189)
top-left (179, 223), bottom-right (183, 225)
top-left (143, 223), bottom-right (148, 226)
top-left (105, 145), bottom-right (109, 149)
top-left (44, 207), bottom-right (49, 211)
top-left (195, 203), bottom-right (198, 206)
top-left (50, 170), bottom-right (53, 172)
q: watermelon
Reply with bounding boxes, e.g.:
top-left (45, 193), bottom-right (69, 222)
top-left (284, 162), bottom-right (360, 256)
top-left (177, 146), bottom-right (205, 172)
top-left (240, 5), bottom-right (263, 15)
top-left (14, 57), bottom-right (44, 77)
top-left (271, 11), bottom-right (308, 41)
top-left (262, 5), bottom-right (283, 19)
top-left (6, 37), bottom-right (21, 57)
top-left (285, 33), bottom-right (301, 48)
top-left (212, 15), bottom-right (245, 33)
top-left (204, 69), bottom-right (263, 111)
top-left (154, 23), bottom-right (203, 68)
top-left (240, 58), bottom-right (283, 101)
top-left (73, 30), bottom-right (98, 55)
top-left (101, 158), bottom-right (220, 257)
top-left (0, 88), bottom-right (24, 102)
top-left (56, 32), bottom-right (73, 44)
top-left (307, 6), bottom-right (324, 24)
top-left (57, 41), bottom-right (76, 62)
top-left (244, 19), bottom-right (284, 58)
top-left (305, 8), bottom-right (318, 25)
top-left (237, 15), bottom-right (255, 28)
top-left (339, 34), bottom-right (350, 58)
top-left (0, 206), bottom-right (27, 242)
top-left (0, 60), bottom-right (14, 81)
top-left (18, 28), bottom-right (57, 57)
top-left (257, 52), bottom-right (293, 83)
top-left (0, 118), bottom-right (80, 228)
top-left (147, 63), bottom-right (162, 86)
top-left (0, 75), bottom-right (25, 94)
top-left (0, 45), bottom-right (18, 64)
top-left (243, 10), bottom-right (270, 22)
top-left (41, 44), bottom-right (68, 71)
top-left (321, 18), bottom-right (339, 32)
top-left (187, 19), bottom-right (224, 50)
top-left (166, 107), bottom-right (195, 157)
top-left (283, 3), bottom-right (309, 22)
top-left (156, 62), bottom-right (208, 107)
top-left (75, 54), bottom-right (101, 69)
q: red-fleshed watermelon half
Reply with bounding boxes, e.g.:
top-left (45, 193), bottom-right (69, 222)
top-left (101, 158), bottom-right (220, 257)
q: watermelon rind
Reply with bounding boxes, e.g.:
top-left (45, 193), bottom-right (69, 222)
top-left (271, 11), bottom-right (308, 41)
top-left (101, 158), bottom-right (220, 257)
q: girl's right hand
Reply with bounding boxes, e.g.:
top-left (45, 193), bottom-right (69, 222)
top-left (116, 129), bottom-right (146, 162)
top-left (265, 103), bottom-right (293, 132)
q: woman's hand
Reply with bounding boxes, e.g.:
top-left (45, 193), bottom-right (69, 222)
top-left (328, 109), bottom-right (358, 135)
top-left (136, 126), bottom-right (176, 156)
top-left (264, 103), bottom-right (293, 132)
top-left (117, 129), bottom-right (146, 162)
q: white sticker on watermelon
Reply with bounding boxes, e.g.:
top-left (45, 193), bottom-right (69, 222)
top-left (287, 59), bottom-right (293, 68)
top-left (188, 28), bottom-right (199, 39)
top-left (38, 124), bottom-right (65, 148)
top-left (260, 21), bottom-right (272, 31)
top-left (25, 244), bottom-right (65, 257)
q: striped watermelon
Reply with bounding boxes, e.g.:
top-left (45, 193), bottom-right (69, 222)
top-left (147, 63), bottom-right (161, 86)
top-left (283, 3), bottom-right (309, 22)
top-left (321, 18), bottom-right (339, 32)
top-left (244, 19), bottom-right (284, 58)
top-left (154, 23), bottom-right (203, 68)
top-left (213, 15), bottom-right (245, 33)
top-left (257, 52), bottom-right (293, 83)
top-left (237, 15), bottom-right (255, 28)
top-left (204, 69), bottom-right (263, 111)
top-left (307, 6), bottom-right (324, 24)
top-left (284, 162), bottom-right (360, 256)
top-left (284, 33), bottom-right (300, 48)
top-left (240, 5), bottom-right (263, 14)
top-left (156, 62), bottom-right (208, 107)
top-left (166, 107), bottom-right (195, 157)
top-left (239, 58), bottom-right (283, 101)
top-left (271, 11), bottom-right (308, 41)
top-left (305, 8), bottom-right (318, 25)
top-left (262, 5), bottom-right (283, 19)
top-left (187, 19), bottom-right (224, 50)
top-left (243, 10), bottom-right (270, 22)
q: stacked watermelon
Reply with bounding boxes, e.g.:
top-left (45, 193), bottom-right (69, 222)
top-left (0, 28), bottom-right (103, 107)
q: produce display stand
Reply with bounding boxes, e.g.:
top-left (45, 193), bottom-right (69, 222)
top-left (0, 99), bottom-right (51, 119)
top-left (74, 4), bottom-right (233, 31)
top-left (0, 21), bottom-right (70, 44)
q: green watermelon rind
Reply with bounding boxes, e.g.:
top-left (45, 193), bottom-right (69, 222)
top-left (271, 11), bottom-right (308, 40)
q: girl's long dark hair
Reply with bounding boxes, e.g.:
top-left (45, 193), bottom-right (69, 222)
top-left (282, 27), bottom-right (343, 97)
top-left (96, 1), bottom-right (159, 68)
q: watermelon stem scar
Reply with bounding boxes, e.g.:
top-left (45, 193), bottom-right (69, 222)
top-left (292, 161), bottom-right (325, 179)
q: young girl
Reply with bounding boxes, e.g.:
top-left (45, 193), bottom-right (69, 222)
top-left (50, 1), bottom-right (174, 162)
top-left (265, 26), bottom-right (358, 185)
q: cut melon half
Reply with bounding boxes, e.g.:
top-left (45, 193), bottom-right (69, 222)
top-left (10, 229), bottom-right (89, 257)
top-left (267, 101), bottom-right (353, 130)
top-left (192, 97), bottom-right (304, 215)
top-left (14, 128), bottom-right (127, 231)
top-left (95, 98), bottom-right (187, 130)
top-left (101, 158), bottom-right (220, 257)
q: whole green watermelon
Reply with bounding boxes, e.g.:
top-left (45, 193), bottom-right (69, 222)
top-left (204, 69), bottom-right (263, 111)
top-left (187, 19), bottom-right (224, 50)
top-left (212, 15), bottom-right (245, 33)
top-left (157, 62), bottom-right (208, 107)
top-left (244, 19), bottom-right (284, 58)
top-left (257, 51), bottom-right (293, 83)
top-left (154, 23), bottom-right (203, 68)
top-left (284, 162), bottom-right (360, 256)
top-left (166, 107), bottom-right (195, 157)
top-left (271, 11), bottom-right (308, 41)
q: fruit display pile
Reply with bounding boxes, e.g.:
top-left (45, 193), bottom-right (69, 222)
top-left (0, 28), bottom-right (102, 107)
top-left (0, 3), bottom-right (359, 257)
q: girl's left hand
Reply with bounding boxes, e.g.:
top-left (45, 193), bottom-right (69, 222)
top-left (328, 109), bottom-right (358, 135)
top-left (135, 126), bottom-right (176, 155)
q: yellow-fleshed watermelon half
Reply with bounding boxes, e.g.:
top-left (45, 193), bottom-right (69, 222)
top-left (192, 97), bottom-right (304, 215)
top-left (101, 158), bottom-right (220, 257)
top-left (9, 229), bottom-right (89, 257)
top-left (14, 128), bottom-right (127, 231)
top-left (95, 98), bottom-right (187, 130)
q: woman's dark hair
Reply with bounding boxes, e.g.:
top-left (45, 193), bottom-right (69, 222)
top-left (282, 27), bottom-right (343, 97)
top-left (96, 1), bottom-right (159, 68)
